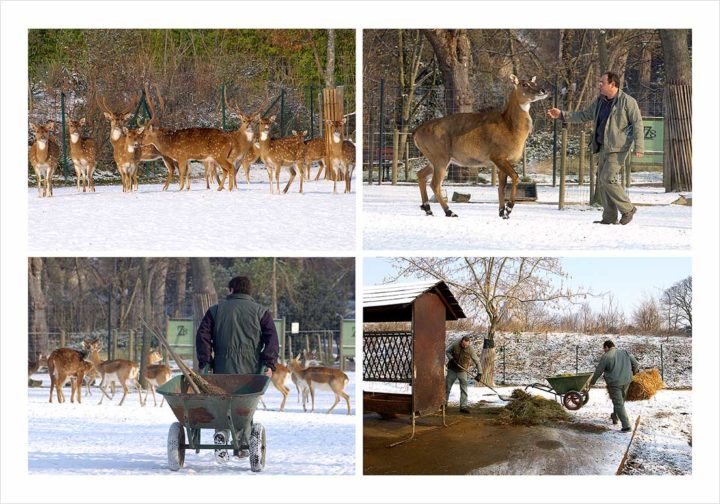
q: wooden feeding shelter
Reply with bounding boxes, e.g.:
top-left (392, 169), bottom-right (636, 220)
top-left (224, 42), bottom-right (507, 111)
top-left (363, 280), bottom-right (466, 446)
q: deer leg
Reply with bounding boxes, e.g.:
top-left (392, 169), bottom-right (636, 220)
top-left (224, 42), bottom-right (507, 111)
top-left (298, 163), bottom-right (304, 193)
top-left (57, 373), bottom-right (66, 403)
top-left (89, 162), bottom-right (96, 192)
top-left (117, 381), bottom-right (129, 406)
top-left (217, 159), bottom-right (235, 192)
top-left (342, 391), bottom-right (351, 415)
top-left (48, 370), bottom-right (55, 403)
top-left (494, 159), bottom-right (519, 219)
top-left (327, 393), bottom-right (340, 414)
top-left (135, 379), bottom-right (144, 406)
top-left (309, 384), bottom-right (316, 413)
top-left (429, 165), bottom-right (456, 217)
top-left (279, 385), bottom-right (289, 412)
top-left (242, 158), bottom-right (252, 186)
top-left (161, 157), bottom-right (175, 191)
top-left (416, 163), bottom-right (434, 215)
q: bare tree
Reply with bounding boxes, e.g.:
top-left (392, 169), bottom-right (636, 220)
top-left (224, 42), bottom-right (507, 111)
top-left (661, 276), bottom-right (692, 331)
top-left (189, 258), bottom-right (217, 370)
top-left (424, 29), bottom-right (474, 113)
top-left (597, 293), bottom-right (626, 333)
top-left (28, 258), bottom-right (49, 359)
top-left (391, 257), bottom-right (590, 385)
top-left (631, 293), bottom-right (661, 333)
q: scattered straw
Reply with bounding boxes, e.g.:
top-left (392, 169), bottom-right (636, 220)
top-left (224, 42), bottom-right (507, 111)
top-left (626, 368), bottom-right (665, 401)
top-left (495, 389), bottom-right (571, 426)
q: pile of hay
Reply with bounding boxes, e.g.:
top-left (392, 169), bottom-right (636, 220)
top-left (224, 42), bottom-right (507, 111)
top-left (626, 368), bottom-right (665, 401)
top-left (496, 389), bottom-right (571, 426)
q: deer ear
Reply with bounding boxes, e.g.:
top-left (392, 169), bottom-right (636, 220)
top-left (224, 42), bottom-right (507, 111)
top-left (46, 120), bottom-right (55, 129)
top-left (269, 115), bottom-right (276, 123)
top-left (292, 130), bottom-right (298, 135)
top-left (79, 117), bottom-right (86, 126)
top-left (136, 126), bottom-right (145, 134)
top-left (510, 74), bottom-right (519, 86)
top-left (530, 76), bottom-right (537, 83)
top-left (302, 130), bottom-right (308, 136)
top-left (103, 112), bottom-right (113, 120)
top-left (341, 118), bottom-right (346, 125)
top-left (123, 112), bottom-right (133, 121)
top-left (122, 127), bottom-right (129, 134)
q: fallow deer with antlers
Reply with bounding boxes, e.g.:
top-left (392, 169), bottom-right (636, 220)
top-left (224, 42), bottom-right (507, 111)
top-left (66, 117), bottom-right (97, 193)
top-left (29, 121), bottom-right (60, 198)
top-left (288, 356), bottom-right (351, 415)
top-left (413, 74), bottom-right (549, 219)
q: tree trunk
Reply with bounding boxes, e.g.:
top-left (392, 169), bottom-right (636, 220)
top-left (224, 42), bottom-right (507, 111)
top-left (272, 258), bottom-right (278, 317)
top-left (138, 258), bottom-right (154, 388)
top-left (190, 258), bottom-right (217, 370)
top-left (597, 30), bottom-right (608, 72)
top-left (325, 29), bottom-right (335, 88)
top-left (479, 324), bottom-right (497, 386)
top-left (152, 259), bottom-right (169, 327)
top-left (424, 29), bottom-right (474, 114)
top-left (660, 29), bottom-right (692, 192)
top-left (28, 258), bottom-right (49, 358)
top-left (638, 38), bottom-right (653, 114)
top-left (173, 258), bottom-right (188, 318)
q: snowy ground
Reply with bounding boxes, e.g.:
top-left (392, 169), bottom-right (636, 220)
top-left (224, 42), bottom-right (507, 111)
top-left (28, 166), bottom-right (356, 254)
top-left (367, 381), bottom-right (691, 475)
top-left (28, 371), bottom-right (356, 475)
top-left (363, 182), bottom-right (691, 251)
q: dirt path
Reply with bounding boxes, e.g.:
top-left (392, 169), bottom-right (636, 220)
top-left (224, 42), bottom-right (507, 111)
top-left (364, 407), bottom-right (631, 475)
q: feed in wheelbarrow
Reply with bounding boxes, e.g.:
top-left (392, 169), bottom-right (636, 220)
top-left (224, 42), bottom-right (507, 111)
top-left (496, 389), bottom-right (570, 426)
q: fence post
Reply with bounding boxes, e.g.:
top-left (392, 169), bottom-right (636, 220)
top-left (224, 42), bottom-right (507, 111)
top-left (559, 127), bottom-right (568, 209)
top-left (128, 329), bottom-right (135, 362)
top-left (378, 79), bottom-right (385, 184)
top-left (279, 88), bottom-right (286, 136)
top-left (221, 84), bottom-right (227, 131)
top-left (367, 106), bottom-right (374, 184)
top-left (309, 84), bottom-right (315, 138)
top-left (405, 138), bottom-right (410, 182)
top-left (578, 130), bottom-right (586, 185)
top-left (60, 329), bottom-right (66, 348)
top-left (502, 345), bottom-right (506, 385)
top-left (660, 344), bottom-right (664, 381)
top-left (391, 128), bottom-right (399, 185)
top-left (316, 334), bottom-right (323, 362)
top-left (286, 334), bottom-right (292, 361)
top-left (59, 92), bottom-right (69, 180)
top-left (304, 334), bottom-right (310, 354)
top-left (112, 329), bottom-right (119, 360)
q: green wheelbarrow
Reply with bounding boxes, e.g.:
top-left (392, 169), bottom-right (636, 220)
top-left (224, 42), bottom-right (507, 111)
top-left (157, 374), bottom-right (270, 472)
top-left (525, 372), bottom-right (593, 411)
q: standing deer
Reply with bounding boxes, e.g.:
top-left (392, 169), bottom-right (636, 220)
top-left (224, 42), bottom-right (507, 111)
top-left (413, 75), bottom-right (549, 219)
top-left (325, 119), bottom-right (353, 193)
top-left (142, 348), bottom-right (172, 407)
top-left (96, 92), bottom-right (177, 191)
top-left (47, 344), bottom-right (91, 404)
top-left (85, 339), bottom-right (144, 406)
top-left (288, 356), bottom-right (351, 415)
top-left (259, 362), bottom-right (291, 411)
top-left (67, 117), bottom-right (97, 193)
top-left (256, 116), bottom-right (307, 194)
top-left (28, 352), bottom-right (48, 379)
top-left (305, 137), bottom-right (327, 180)
top-left (29, 121), bottom-right (59, 197)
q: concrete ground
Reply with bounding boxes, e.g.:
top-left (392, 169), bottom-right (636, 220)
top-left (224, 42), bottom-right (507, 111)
top-left (363, 403), bottom-right (636, 475)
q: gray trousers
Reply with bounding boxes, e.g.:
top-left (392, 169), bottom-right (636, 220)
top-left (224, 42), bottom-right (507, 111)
top-left (445, 368), bottom-right (469, 408)
top-left (596, 150), bottom-right (634, 222)
top-left (607, 383), bottom-right (631, 429)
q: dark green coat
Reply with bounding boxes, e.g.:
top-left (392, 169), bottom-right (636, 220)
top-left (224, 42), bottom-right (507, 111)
top-left (196, 293), bottom-right (278, 374)
top-left (590, 347), bottom-right (639, 387)
top-left (563, 90), bottom-right (644, 154)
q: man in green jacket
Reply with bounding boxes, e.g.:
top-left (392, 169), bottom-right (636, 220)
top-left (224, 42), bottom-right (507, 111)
top-left (196, 275), bottom-right (279, 462)
top-left (547, 71), bottom-right (644, 225)
top-left (445, 336), bottom-right (483, 414)
top-left (589, 340), bottom-right (640, 432)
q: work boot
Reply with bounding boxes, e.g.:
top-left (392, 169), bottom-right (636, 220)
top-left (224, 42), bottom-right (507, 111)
top-left (234, 449), bottom-right (250, 459)
top-left (621, 427), bottom-right (632, 433)
top-left (611, 413), bottom-right (618, 425)
top-left (619, 207), bottom-right (637, 225)
top-left (593, 219), bottom-right (618, 225)
top-left (459, 407), bottom-right (471, 414)
top-left (214, 431), bottom-right (230, 464)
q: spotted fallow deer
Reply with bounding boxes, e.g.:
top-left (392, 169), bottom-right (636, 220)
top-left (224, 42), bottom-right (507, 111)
top-left (85, 339), bottom-right (144, 406)
top-left (413, 75), bottom-right (549, 219)
top-left (47, 344), bottom-right (92, 404)
top-left (256, 116), bottom-right (307, 194)
top-left (259, 362), bottom-right (291, 411)
top-left (67, 117), bottom-right (97, 193)
top-left (142, 348), bottom-right (172, 407)
top-left (96, 91), bottom-right (177, 191)
top-left (288, 356), bottom-right (351, 415)
top-left (29, 121), bottom-right (60, 198)
top-left (324, 119), bottom-right (353, 193)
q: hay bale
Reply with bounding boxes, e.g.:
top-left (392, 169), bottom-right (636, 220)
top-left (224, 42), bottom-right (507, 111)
top-left (626, 368), bottom-right (665, 401)
top-left (496, 389), bottom-right (571, 426)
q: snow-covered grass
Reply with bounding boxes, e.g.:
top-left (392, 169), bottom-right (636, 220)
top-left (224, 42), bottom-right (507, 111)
top-left (28, 165), bottom-right (356, 254)
top-left (363, 182), bottom-right (691, 250)
top-left (28, 371), bottom-right (356, 475)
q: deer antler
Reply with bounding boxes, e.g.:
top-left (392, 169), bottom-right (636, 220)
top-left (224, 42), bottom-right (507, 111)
top-left (122, 91), bottom-right (141, 117)
top-left (144, 82), bottom-right (165, 126)
top-left (95, 92), bottom-right (111, 114)
top-left (255, 94), bottom-right (272, 118)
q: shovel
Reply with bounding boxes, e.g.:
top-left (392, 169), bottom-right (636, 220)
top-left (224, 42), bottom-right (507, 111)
top-left (452, 359), bottom-right (514, 402)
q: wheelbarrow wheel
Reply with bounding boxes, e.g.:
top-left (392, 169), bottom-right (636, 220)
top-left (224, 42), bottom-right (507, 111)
top-left (167, 422), bottom-right (185, 471)
top-left (249, 423), bottom-right (266, 472)
top-left (563, 391), bottom-right (584, 411)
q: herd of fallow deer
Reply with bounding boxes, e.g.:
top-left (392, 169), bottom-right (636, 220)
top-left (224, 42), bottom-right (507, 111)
top-left (33, 341), bottom-right (351, 414)
top-left (29, 84), bottom-right (355, 197)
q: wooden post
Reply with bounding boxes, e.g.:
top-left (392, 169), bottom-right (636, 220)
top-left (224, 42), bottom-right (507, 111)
top-left (578, 130), bottom-right (586, 185)
top-left (60, 329), bottom-right (66, 348)
top-left (404, 138), bottom-right (410, 182)
top-left (323, 86), bottom-right (344, 186)
top-left (112, 329), bottom-right (119, 360)
top-left (391, 128), bottom-right (399, 185)
top-left (287, 334), bottom-right (293, 361)
top-left (559, 128), bottom-right (568, 209)
top-left (522, 144), bottom-right (527, 178)
top-left (128, 329), bottom-right (135, 361)
top-left (316, 334), bottom-right (323, 363)
top-left (304, 334), bottom-right (310, 354)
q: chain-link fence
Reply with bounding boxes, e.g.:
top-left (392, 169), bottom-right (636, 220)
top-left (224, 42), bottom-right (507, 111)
top-left (363, 78), bottom-right (665, 201)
